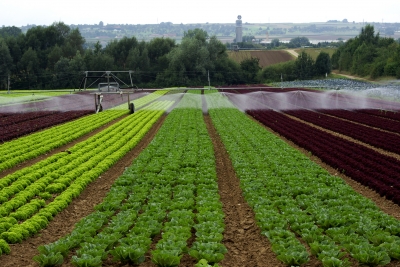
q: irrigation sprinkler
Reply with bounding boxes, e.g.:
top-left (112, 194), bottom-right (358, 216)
top-left (92, 89), bottom-right (137, 114)
top-left (94, 93), bottom-right (103, 113)
top-left (79, 71), bottom-right (135, 91)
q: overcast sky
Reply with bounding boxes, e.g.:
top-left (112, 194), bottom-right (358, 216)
top-left (1, 0), bottom-right (399, 27)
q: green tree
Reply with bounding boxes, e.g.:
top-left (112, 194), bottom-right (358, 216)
top-left (164, 30), bottom-right (210, 86)
top-left (288, 37), bottom-right (311, 48)
top-left (0, 39), bottom-right (13, 88)
top-left (63, 28), bottom-right (85, 58)
top-left (69, 51), bottom-right (86, 88)
top-left (47, 44), bottom-right (63, 70)
top-left (314, 52), bottom-right (331, 76)
top-left (147, 37), bottom-right (176, 72)
top-left (183, 28), bottom-right (208, 44)
top-left (358, 24), bottom-right (378, 45)
top-left (53, 57), bottom-right (71, 88)
top-left (93, 41), bottom-right (102, 55)
top-left (240, 57), bottom-right (261, 83)
top-left (0, 26), bottom-right (22, 38)
top-left (126, 47), bottom-right (141, 70)
top-left (384, 45), bottom-right (400, 78)
top-left (19, 47), bottom-right (39, 74)
top-left (271, 38), bottom-right (280, 48)
top-left (294, 51), bottom-right (315, 80)
top-left (4, 36), bottom-right (22, 70)
top-left (258, 60), bottom-right (296, 83)
top-left (104, 36), bottom-right (138, 69)
top-left (351, 42), bottom-right (376, 76)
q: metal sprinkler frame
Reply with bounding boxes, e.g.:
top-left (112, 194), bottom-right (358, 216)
top-left (79, 70), bottom-right (135, 91)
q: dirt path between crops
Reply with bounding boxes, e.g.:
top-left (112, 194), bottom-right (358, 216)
top-left (204, 115), bottom-right (286, 267)
top-left (331, 71), bottom-right (369, 81)
top-left (285, 49), bottom-right (299, 58)
top-left (0, 115), bottom-right (166, 267)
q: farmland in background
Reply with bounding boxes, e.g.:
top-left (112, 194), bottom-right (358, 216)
top-left (294, 48), bottom-right (337, 60)
top-left (227, 50), bottom-right (294, 68)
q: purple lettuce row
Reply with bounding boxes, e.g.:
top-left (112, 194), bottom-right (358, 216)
top-left (285, 110), bottom-right (400, 155)
top-left (358, 109), bottom-right (400, 122)
top-left (247, 109), bottom-right (400, 205)
top-left (0, 111), bottom-right (58, 127)
top-left (0, 110), bottom-right (93, 142)
top-left (317, 109), bottom-right (400, 133)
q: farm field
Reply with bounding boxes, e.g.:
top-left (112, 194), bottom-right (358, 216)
top-left (227, 50), bottom-right (294, 68)
top-left (0, 86), bottom-right (400, 266)
top-left (294, 48), bottom-right (337, 60)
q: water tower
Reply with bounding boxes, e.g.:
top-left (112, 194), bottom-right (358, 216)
top-left (236, 15), bottom-right (243, 42)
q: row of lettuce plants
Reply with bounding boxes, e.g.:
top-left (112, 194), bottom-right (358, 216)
top-left (205, 92), bottom-right (400, 267)
top-left (0, 110), bottom-right (93, 143)
top-left (0, 91), bottom-right (169, 173)
top-left (0, 111), bottom-right (75, 126)
top-left (108, 89), bottom-right (169, 110)
top-left (316, 109), bottom-right (400, 133)
top-left (358, 109), bottom-right (400, 122)
top-left (284, 109), bottom-right (400, 155)
top-left (33, 91), bottom-right (226, 267)
top-left (0, 110), bottom-right (125, 172)
top-left (0, 101), bottom-right (173, 256)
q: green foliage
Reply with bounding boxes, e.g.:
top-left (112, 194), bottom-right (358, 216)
top-left (295, 51), bottom-right (315, 79)
top-left (0, 26), bottom-right (22, 38)
top-left (258, 60), bottom-right (296, 83)
top-left (1, 231), bottom-right (23, 243)
top-left (110, 245), bottom-right (146, 264)
top-left (288, 36), bottom-right (311, 48)
top-left (0, 239), bottom-right (11, 255)
top-left (240, 57), bottom-right (261, 83)
top-left (315, 51), bottom-right (332, 76)
top-left (33, 252), bottom-right (64, 267)
top-left (4, 22), bottom-right (251, 88)
top-left (331, 24), bottom-right (400, 79)
top-left (195, 259), bottom-right (220, 267)
top-left (0, 39), bottom-right (13, 88)
top-left (71, 254), bottom-right (102, 267)
top-left (151, 250), bottom-right (182, 267)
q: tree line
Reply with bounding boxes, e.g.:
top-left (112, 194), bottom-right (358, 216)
top-left (331, 24), bottom-right (400, 79)
top-left (0, 23), bottom-right (260, 89)
top-left (1, 23), bottom-right (399, 90)
top-left (258, 24), bottom-right (400, 83)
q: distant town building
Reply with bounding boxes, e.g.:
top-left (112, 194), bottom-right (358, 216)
top-left (236, 15), bottom-right (242, 43)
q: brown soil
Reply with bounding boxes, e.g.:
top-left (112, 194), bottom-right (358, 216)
top-left (0, 115), bottom-right (166, 267)
top-left (204, 115), bottom-right (286, 267)
top-left (331, 70), bottom-right (369, 81)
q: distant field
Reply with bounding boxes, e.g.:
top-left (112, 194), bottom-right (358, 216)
top-left (294, 47), bottom-right (337, 60)
top-left (227, 50), bottom-right (294, 68)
